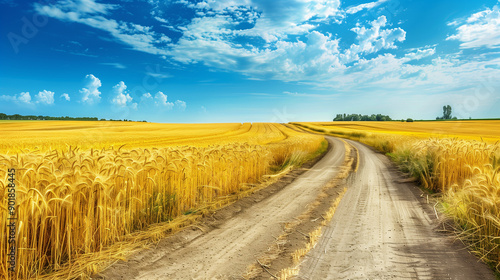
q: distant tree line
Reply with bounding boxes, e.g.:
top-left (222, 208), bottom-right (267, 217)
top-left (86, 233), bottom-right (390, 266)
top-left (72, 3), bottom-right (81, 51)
top-left (333, 113), bottom-right (392, 121)
top-left (0, 113), bottom-right (146, 122)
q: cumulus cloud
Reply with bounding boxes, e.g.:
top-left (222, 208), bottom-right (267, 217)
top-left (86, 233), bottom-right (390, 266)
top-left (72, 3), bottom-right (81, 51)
top-left (80, 74), bottom-right (101, 104)
top-left (18, 92), bottom-right (32, 104)
top-left (112, 81), bottom-right (137, 109)
top-left (36, 90), bottom-right (55, 104)
top-left (236, 0), bottom-right (342, 42)
top-left (167, 8), bottom-right (406, 82)
top-left (141, 92), bottom-right (186, 110)
top-left (447, 5), bottom-right (500, 49)
top-left (343, 16), bottom-right (406, 62)
top-left (166, 0), bottom-right (344, 70)
top-left (61, 93), bottom-right (70, 101)
top-left (154, 91), bottom-right (174, 109)
top-left (254, 31), bottom-right (343, 80)
top-left (175, 100), bottom-right (187, 110)
top-left (178, 0), bottom-right (342, 41)
top-left (0, 92), bottom-right (32, 104)
top-left (111, 81), bottom-right (129, 106)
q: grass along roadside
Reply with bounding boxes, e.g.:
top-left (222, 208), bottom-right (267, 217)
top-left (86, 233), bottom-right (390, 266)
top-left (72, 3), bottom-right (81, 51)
top-left (292, 122), bottom-right (500, 273)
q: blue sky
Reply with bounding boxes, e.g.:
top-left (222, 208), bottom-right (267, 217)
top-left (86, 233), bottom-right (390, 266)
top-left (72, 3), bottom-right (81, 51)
top-left (1, 0), bottom-right (500, 123)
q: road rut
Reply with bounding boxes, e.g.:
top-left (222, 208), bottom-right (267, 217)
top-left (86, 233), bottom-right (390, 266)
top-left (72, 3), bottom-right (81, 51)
top-left (296, 139), bottom-right (495, 279)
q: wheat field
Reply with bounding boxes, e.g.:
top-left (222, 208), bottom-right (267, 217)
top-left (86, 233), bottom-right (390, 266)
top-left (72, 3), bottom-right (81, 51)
top-left (0, 121), bottom-right (324, 279)
top-left (0, 121), bottom-right (296, 152)
top-left (308, 120), bottom-right (500, 142)
top-left (294, 121), bottom-right (500, 271)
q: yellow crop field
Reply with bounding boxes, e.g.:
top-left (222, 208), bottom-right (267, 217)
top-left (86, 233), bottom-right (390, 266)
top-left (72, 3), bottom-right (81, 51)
top-left (0, 121), bottom-right (324, 279)
top-left (0, 121), bottom-right (300, 153)
top-left (295, 121), bottom-right (500, 271)
top-left (298, 120), bottom-right (500, 142)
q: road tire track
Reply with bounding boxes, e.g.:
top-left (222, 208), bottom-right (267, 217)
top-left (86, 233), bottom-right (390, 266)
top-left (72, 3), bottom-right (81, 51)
top-left (296, 139), bottom-right (496, 280)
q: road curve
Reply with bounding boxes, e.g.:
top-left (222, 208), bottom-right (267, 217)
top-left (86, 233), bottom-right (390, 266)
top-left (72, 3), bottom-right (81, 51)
top-left (296, 138), bottom-right (496, 279)
top-left (100, 137), bottom-right (347, 280)
top-left (100, 136), bottom-right (496, 280)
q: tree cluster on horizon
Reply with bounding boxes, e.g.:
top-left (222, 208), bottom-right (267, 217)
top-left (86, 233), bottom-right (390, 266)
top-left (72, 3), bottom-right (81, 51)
top-left (436, 105), bottom-right (458, 120)
top-left (333, 113), bottom-right (392, 121)
top-left (0, 113), bottom-right (146, 122)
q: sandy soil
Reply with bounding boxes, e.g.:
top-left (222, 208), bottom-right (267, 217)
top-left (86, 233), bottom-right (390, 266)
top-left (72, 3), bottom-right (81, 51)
top-left (98, 137), bottom-right (347, 279)
top-left (296, 139), bottom-right (496, 279)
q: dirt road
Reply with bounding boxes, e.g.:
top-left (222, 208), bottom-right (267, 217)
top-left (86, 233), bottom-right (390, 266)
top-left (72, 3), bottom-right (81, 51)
top-left (100, 137), bottom-right (347, 279)
top-left (100, 136), bottom-right (496, 279)
top-left (296, 139), bottom-right (496, 279)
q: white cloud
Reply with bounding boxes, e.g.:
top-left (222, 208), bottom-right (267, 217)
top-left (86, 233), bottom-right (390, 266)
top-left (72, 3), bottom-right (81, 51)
top-left (18, 92), bottom-right (32, 104)
top-left (403, 48), bottom-right (436, 61)
top-left (0, 92), bottom-right (32, 104)
top-left (154, 16), bottom-right (168, 23)
top-left (168, 11), bottom-right (405, 82)
top-left (80, 74), bottom-right (101, 104)
top-left (33, 0), bottom-right (409, 87)
top-left (36, 90), bottom-right (55, 104)
top-left (447, 5), bottom-right (500, 49)
top-left (140, 92), bottom-right (183, 110)
top-left (320, 52), bottom-right (500, 100)
top-left (33, 0), bottom-right (494, 100)
top-left (154, 91), bottom-right (174, 109)
top-left (61, 93), bottom-right (70, 101)
top-left (254, 31), bottom-right (343, 80)
top-left (112, 81), bottom-right (137, 109)
top-left (175, 100), bottom-right (186, 110)
top-left (345, 0), bottom-right (389, 14)
top-left (343, 16), bottom-right (406, 62)
top-left (238, 0), bottom-right (342, 42)
top-left (34, 0), bottom-right (169, 55)
top-left (169, 0), bottom-right (342, 56)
